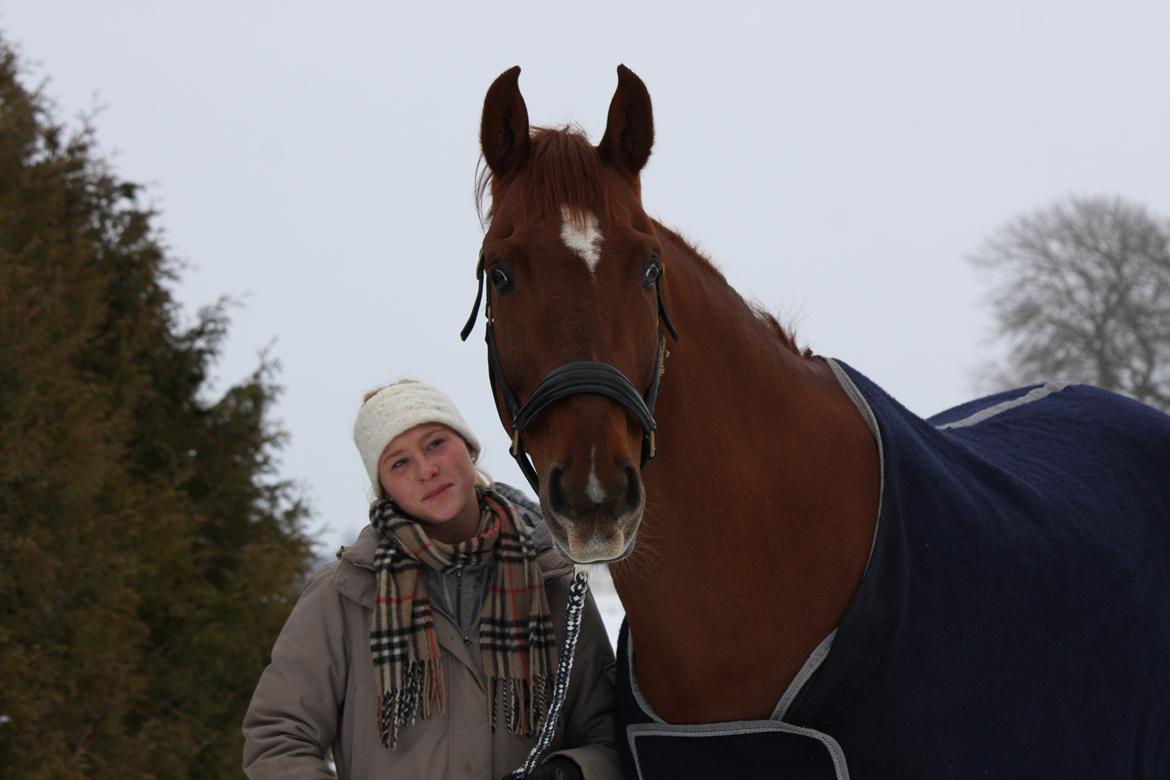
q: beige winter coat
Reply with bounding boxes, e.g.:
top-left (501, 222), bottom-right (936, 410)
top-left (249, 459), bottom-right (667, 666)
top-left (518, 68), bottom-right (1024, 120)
top-left (242, 524), bottom-right (621, 780)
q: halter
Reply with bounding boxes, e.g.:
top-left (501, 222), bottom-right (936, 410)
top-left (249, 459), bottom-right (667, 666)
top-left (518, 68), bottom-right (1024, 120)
top-left (460, 255), bottom-right (679, 494)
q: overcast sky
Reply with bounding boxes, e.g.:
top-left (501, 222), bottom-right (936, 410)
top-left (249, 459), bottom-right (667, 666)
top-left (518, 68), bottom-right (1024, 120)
top-left (5, 1), bottom-right (1169, 556)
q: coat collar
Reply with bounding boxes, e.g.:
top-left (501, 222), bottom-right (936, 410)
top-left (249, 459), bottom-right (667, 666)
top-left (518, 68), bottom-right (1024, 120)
top-left (332, 493), bottom-right (571, 610)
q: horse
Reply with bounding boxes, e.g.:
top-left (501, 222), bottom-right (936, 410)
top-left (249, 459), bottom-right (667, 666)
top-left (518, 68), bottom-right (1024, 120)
top-left (462, 65), bottom-right (1170, 779)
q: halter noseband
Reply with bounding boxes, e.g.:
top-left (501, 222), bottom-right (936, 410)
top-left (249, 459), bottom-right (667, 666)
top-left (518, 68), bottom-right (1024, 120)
top-left (460, 256), bottom-right (679, 494)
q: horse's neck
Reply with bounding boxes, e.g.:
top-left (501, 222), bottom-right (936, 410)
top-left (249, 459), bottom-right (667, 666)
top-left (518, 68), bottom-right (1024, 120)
top-left (612, 235), bottom-right (880, 724)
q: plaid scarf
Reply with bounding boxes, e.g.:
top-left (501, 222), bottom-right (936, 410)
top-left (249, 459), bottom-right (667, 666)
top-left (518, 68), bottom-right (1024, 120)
top-left (369, 487), bottom-right (556, 748)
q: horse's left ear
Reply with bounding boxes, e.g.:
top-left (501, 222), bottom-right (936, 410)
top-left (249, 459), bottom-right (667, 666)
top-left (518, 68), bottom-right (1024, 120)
top-left (598, 64), bottom-right (654, 177)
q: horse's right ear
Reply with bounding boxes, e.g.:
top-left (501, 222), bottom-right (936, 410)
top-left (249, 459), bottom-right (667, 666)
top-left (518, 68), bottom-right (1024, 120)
top-left (480, 66), bottom-right (531, 178)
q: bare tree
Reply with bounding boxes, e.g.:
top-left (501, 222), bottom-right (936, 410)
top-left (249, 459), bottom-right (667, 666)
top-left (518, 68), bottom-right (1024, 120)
top-left (971, 196), bottom-right (1170, 411)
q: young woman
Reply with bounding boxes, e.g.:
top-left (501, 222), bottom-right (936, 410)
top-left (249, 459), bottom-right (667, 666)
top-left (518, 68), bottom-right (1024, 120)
top-left (243, 381), bottom-right (620, 780)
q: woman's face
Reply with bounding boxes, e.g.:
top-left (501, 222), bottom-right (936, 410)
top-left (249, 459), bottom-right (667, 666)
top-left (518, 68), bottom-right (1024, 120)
top-left (378, 423), bottom-right (481, 543)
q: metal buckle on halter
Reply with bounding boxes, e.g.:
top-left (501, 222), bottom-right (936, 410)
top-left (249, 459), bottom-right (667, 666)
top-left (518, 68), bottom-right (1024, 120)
top-left (648, 430), bottom-right (657, 460)
top-left (510, 428), bottom-right (521, 457)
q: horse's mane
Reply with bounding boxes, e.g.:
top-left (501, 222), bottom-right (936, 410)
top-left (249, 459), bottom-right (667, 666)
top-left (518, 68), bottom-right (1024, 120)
top-left (475, 126), bottom-right (810, 357)
top-left (756, 307), bottom-right (812, 358)
top-left (654, 222), bottom-right (812, 358)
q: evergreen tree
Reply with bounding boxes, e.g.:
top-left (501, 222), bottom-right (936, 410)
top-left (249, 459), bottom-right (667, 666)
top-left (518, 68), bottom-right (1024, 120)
top-left (0, 36), bottom-right (314, 778)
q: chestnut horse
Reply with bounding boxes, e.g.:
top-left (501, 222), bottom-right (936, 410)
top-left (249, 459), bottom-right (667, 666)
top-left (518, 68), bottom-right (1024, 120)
top-left (463, 66), bottom-right (1170, 778)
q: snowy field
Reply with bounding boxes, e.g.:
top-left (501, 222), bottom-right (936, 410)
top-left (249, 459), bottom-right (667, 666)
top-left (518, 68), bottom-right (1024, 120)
top-left (587, 566), bottom-right (624, 649)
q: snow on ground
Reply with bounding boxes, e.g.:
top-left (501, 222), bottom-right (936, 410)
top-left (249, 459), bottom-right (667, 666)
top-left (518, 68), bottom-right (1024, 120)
top-left (587, 566), bottom-right (624, 649)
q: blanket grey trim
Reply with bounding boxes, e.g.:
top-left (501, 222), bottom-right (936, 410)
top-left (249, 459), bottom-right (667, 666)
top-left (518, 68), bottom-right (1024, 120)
top-left (756, 358), bottom-right (886, 725)
top-left (628, 627), bottom-right (841, 726)
top-left (772, 630), bottom-right (837, 721)
top-left (626, 360), bottom-right (887, 732)
top-left (825, 358), bottom-right (885, 575)
top-left (625, 632), bottom-right (667, 724)
top-left (936, 382), bottom-right (1072, 430)
top-left (627, 720), bottom-right (851, 780)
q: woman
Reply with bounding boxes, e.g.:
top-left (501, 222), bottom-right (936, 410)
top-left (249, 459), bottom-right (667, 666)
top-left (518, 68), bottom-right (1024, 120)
top-left (243, 381), bottom-right (620, 780)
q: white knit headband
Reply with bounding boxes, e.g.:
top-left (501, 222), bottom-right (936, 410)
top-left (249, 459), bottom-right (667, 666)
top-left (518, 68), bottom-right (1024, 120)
top-left (353, 382), bottom-right (481, 492)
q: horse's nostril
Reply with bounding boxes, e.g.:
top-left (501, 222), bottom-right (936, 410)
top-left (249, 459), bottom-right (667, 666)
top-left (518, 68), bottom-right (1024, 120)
top-left (548, 467), bottom-right (570, 517)
top-left (622, 465), bottom-right (642, 515)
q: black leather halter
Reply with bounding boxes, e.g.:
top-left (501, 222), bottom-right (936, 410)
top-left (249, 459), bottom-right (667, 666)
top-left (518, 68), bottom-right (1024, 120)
top-left (460, 257), bottom-right (679, 494)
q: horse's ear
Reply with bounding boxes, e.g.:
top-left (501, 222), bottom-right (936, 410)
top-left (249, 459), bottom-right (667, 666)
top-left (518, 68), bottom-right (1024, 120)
top-left (480, 66), bottom-right (531, 178)
top-left (599, 64), bottom-right (654, 177)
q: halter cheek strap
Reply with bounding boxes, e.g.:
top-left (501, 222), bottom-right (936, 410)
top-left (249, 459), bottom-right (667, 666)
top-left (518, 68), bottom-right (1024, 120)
top-left (460, 256), bottom-right (679, 494)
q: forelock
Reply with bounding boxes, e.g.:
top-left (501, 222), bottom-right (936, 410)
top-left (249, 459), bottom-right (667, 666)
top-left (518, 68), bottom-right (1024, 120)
top-left (478, 125), bottom-right (615, 229)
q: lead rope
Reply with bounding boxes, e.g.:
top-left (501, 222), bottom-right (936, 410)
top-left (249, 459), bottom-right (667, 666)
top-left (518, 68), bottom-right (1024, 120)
top-left (510, 565), bottom-right (591, 779)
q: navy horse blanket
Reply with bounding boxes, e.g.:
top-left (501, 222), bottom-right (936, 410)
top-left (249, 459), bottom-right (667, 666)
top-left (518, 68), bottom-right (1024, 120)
top-left (615, 359), bottom-right (1170, 779)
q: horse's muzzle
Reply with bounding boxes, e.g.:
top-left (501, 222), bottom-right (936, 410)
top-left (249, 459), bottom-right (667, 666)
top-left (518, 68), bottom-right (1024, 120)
top-left (540, 460), bottom-right (645, 564)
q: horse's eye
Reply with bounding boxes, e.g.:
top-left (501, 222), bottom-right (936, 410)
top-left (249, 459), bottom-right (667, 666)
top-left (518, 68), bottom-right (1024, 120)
top-left (642, 260), bottom-right (661, 289)
top-left (491, 266), bottom-right (513, 293)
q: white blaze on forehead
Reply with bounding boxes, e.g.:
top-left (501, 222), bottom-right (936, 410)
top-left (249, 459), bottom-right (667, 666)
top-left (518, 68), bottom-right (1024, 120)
top-left (560, 206), bottom-right (603, 273)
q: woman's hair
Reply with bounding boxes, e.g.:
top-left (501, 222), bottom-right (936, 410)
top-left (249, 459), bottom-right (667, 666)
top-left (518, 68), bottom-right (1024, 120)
top-left (362, 380), bottom-right (494, 506)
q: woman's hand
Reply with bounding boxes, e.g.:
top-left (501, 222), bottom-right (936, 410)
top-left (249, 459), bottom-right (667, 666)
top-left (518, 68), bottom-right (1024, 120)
top-left (506, 756), bottom-right (583, 780)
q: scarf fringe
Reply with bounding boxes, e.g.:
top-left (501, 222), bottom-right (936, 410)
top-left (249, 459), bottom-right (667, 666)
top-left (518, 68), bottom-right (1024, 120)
top-left (490, 674), bottom-right (554, 737)
top-left (380, 659), bottom-right (446, 748)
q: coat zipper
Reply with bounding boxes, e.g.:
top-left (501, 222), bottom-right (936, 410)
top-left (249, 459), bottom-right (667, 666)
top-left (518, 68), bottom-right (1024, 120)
top-left (456, 570), bottom-right (471, 646)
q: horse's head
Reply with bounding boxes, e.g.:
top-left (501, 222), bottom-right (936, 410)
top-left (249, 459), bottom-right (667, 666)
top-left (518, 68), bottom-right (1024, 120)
top-left (467, 65), bottom-right (675, 564)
